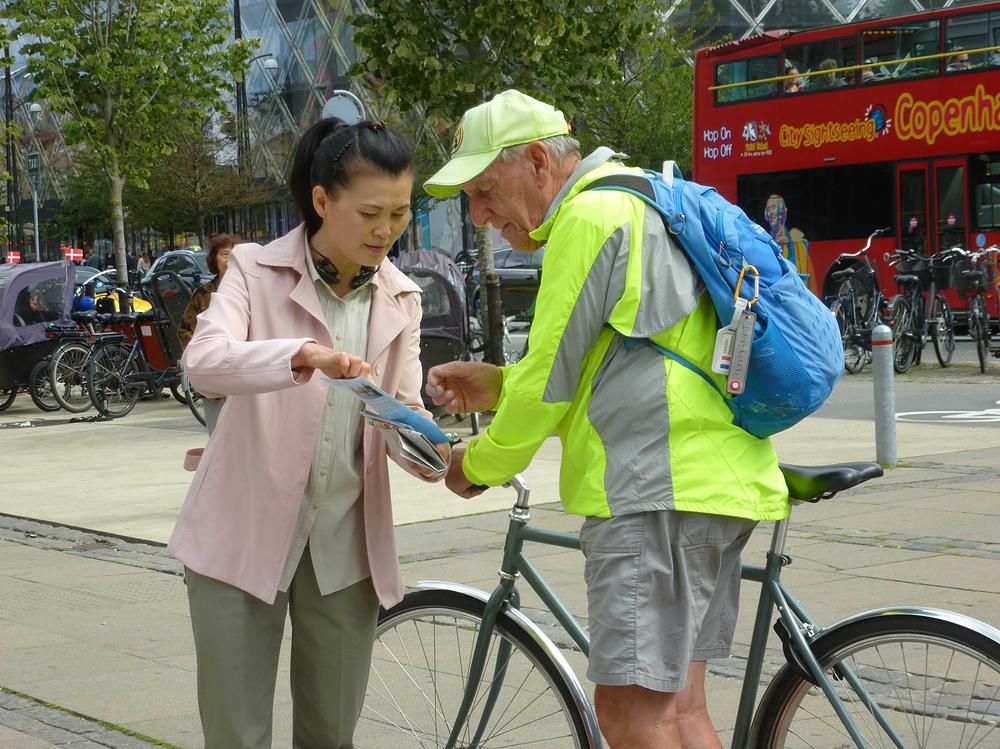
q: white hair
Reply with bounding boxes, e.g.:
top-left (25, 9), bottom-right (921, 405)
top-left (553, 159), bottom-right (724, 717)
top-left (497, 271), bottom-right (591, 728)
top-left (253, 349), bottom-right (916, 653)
top-left (495, 134), bottom-right (581, 166)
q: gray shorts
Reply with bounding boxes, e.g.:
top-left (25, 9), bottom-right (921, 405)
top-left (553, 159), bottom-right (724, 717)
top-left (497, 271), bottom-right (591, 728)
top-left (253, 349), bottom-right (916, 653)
top-left (580, 510), bottom-right (756, 693)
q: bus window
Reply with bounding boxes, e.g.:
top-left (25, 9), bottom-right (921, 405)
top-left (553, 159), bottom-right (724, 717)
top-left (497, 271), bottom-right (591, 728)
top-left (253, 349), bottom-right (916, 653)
top-left (991, 13), bottom-right (1000, 68)
top-left (946, 12), bottom-right (988, 71)
top-left (784, 38), bottom-right (858, 91)
top-left (715, 55), bottom-right (779, 103)
top-left (936, 164), bottom-right (966, 252)
top-left (862, 20), bottom-right (940, 81)
top-left (973, 159), bottom-right (1000, 230)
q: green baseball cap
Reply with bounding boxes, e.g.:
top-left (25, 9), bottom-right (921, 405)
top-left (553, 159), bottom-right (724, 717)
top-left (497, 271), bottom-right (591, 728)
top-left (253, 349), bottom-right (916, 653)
top-left (424, 89), bottom-right (570, 199)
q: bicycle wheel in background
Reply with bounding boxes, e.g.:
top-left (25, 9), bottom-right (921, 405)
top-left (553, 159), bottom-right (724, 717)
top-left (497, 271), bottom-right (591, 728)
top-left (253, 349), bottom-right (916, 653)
top-left (830, 300), bottom-right (866, 374)
top-left (182, 374), bottom-right (206, 427)
top-left (0, 388), bottom-right (15, 411)
top-left (169, 382), bottom-right (188, 405)
top-left (751, 613), bottom-right (1000, 748)
top-left (931, 294), bottom-right (955, 367)
top-left (971, 295), bottom-right (989, 374)
top-left (86, 344), bottom-right (142, 418)
top-left (358, 588), bottom-right (592, 748)
top-left (29, 360), bottom-right (61, 412)
top-left (890, 295), bottom-right (916, 373)
top-left (48, 342), bottom-right (93, 413)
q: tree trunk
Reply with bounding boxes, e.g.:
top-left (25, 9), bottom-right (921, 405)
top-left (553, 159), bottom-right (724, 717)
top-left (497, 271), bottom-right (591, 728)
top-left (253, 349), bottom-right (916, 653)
top-left (108, 161), bottom-right (131, 311)
top-left (476, 226), bottom-right (504, 366)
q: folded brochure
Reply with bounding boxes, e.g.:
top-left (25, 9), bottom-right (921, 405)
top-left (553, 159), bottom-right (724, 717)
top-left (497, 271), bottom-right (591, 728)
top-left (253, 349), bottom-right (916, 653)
top-left (326, 376), bottom-right (449, 477)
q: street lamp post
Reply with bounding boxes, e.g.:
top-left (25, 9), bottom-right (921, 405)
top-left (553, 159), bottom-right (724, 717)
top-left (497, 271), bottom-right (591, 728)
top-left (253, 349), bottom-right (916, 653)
top-left (3, 58), bottom-right (33, 261)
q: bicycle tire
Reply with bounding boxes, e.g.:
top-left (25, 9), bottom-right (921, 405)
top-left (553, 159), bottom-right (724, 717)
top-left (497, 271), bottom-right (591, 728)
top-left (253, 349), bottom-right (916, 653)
top-left (931, 294), bottom-right (955, 367)
top-left (0, 388), bottom-right (15, 411)
top-left (890, 295), bottom-right (916, 374)
top-left (29, 360), bottom-right (61, 412)
top-left (169, 382), bottom-right (187, 405)
top-left (182, 375), bottom-right (206, 427)
top-left (86, 344), bottom-right (142, 418)
top-left (358, 588), bottom-right (592, 748)
top-left (48, 342), bottom-right (93, 413)
top-left (830, 300), bottom-right (866, 374)
top-left (751, 613), bottom-right (1000, 748)
top-left (972, 296), bottom-right (989, 374)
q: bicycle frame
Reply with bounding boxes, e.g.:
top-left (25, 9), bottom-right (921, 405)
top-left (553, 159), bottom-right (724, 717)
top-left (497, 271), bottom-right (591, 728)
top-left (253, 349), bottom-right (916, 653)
top-left (438, 476), bottom-right (906, 749)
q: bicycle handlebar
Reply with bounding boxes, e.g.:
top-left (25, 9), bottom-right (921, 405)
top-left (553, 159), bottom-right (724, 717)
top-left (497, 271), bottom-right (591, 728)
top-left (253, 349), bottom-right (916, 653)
top-left (506, 474), bottom-right (531, 508)
top-left (837, 227), bottom-right (891, 260)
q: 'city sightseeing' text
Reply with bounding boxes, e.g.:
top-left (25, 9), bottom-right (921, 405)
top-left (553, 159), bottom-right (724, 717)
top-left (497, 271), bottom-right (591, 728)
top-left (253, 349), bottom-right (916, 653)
top-left (779, 119), bottom-right (877, 149)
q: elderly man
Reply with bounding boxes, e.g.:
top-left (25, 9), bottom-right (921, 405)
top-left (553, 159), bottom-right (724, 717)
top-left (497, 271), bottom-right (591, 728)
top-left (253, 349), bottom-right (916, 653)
top-left (424, 89), bottom-right (788, 748)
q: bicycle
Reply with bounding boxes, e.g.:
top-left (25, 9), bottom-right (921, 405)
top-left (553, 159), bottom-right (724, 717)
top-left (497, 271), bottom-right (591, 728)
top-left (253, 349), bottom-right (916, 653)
top-left (359, 468), bottom-right (1000, 748)
top-left (826, 228), bottom-right (891, 373)
top-left (950, 245), bottom-right (1000, 373)
top-left (887, 248), bottom-right (956, 373)
top-left (47, 311), bottom-right (128, 413)
top-left (84, 311), bottom-right (184, 418)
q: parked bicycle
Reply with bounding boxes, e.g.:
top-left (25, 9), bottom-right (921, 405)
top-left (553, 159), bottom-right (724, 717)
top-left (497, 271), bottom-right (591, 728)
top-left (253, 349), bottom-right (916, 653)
top-left (950, 245), bottom-right (1000, 373)
top-left (46, 311), bottom-right (128, 413)
top-left (358, 470), bottom-right (1000, 748)
top-left (887, 248), bottom-right (957, 373)
top-left (826, 228), bottom-right (891, 373)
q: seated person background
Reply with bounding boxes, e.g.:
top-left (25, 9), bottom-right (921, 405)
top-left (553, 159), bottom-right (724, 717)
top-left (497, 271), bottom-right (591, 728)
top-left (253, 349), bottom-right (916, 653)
top-left (13, 287), bottom-right (54, 326)
top-left (784, 63), bottom-right (806, 93)
top-left (815, 58), bottom-right (846, 88)
top-left (947, 50), bottom-right (972, 71)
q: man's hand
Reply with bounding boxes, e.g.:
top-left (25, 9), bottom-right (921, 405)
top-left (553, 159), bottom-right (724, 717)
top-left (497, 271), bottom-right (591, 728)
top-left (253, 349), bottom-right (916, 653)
top-left (427, 361), bottom-right (502, 415)
top-left (445, 446), bottom-right (487, 499)
top-left (292, 342), bottom-right (370, 380)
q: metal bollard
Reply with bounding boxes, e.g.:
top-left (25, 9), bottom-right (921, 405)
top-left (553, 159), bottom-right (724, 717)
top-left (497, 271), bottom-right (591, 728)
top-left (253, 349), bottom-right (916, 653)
top-left (871, 324), bottom-right (896, 467)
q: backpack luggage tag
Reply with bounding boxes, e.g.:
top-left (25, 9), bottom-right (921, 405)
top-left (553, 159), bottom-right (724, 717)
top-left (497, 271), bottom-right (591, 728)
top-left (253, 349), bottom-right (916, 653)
top-left (726, 264), bottom-right (759, 395)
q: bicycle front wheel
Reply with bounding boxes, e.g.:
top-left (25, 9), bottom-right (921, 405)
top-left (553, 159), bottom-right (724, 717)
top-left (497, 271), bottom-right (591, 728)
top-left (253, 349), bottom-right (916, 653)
top-left (890, 295), bottom-right (917, 374)
top-left (49, 342), bottom-right (93, 412)
top-left (29, 360), bottom-right (61, 412)
top-left (87, 344), bottom-right (142, 418)
top-left (971, 296), bottom-right (989, 374)
top-left (358, 588), bottom-right (593, 748)
top-left (931, 294), bottom-right (955, 367)
top-left (752, 613), bottom-right (1000, 748)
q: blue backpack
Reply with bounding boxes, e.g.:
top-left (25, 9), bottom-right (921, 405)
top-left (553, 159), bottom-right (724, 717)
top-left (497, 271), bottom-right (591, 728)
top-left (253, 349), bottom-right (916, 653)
top-left (584, 164), bottom-right (842, 439)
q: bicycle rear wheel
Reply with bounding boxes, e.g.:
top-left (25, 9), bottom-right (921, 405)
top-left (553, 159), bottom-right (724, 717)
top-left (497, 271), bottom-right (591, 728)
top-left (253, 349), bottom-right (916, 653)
top-left (831, 300), bottom-right (866, 374)
top-left (358, 588), bottom-right (593, 748)
top-left (931, 294), bottom-right (955, 367)
top-left (29, 360), bottom-right (61, 412)
top-left (49, 342), bottom-right (93, 412)
top-left (86, 344), bottom-right (142, 418)
top-left (752, 613), bottom-right (1000, 748)
top-left (0, 388), bottom-right (16, 411)
top-left (890, 295), bottom-right (917, 374)
top-left (182, 374), bottom-right (206, 426)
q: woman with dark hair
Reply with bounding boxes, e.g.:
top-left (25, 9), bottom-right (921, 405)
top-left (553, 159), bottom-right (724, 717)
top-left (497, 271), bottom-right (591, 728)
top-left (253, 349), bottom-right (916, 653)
top-left (177, 233), bottom-right (241, 433)
top-left (170, 118), bottom-right (445, 747)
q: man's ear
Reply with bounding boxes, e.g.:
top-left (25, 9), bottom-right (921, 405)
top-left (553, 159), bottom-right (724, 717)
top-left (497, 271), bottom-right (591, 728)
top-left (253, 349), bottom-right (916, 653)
top-left (312, 185), bottom-right (328, 220)
top-left (526, 140), bottom-right (552, 179)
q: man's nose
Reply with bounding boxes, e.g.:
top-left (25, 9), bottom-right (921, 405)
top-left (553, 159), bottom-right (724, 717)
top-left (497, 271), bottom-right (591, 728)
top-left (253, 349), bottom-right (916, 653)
top-left (469, 195), bottom-right (492, 228)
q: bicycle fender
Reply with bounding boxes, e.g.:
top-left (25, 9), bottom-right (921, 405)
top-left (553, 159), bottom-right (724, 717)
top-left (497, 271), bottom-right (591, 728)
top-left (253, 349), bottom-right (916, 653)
top-left (411, 580), bottom-right (604, 749)
top-left (777, 606), bottom-right (1000, 685)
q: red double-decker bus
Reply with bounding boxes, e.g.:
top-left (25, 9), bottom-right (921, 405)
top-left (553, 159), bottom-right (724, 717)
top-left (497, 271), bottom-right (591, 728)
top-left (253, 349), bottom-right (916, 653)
top-left (692, 2), bottom-right (1000, 313)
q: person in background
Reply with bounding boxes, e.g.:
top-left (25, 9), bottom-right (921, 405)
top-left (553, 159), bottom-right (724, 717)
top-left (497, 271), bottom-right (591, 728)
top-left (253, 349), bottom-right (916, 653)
top-left (176, 233), bottom-right (240, 434)
top-left (137, 251), bottom-right (151, 275)
top-left (170, 117), bottom-right (447, 748)
top-left (947, 49), bottom-right (972, 71)
top-left (83, 249), bottom-right (103, 270)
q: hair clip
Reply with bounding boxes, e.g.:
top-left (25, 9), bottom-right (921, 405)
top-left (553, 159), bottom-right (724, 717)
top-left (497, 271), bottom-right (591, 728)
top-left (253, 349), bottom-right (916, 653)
top-left (372, 122), bottom-right (387, 132)
top-left (330, 132), bottom-right (358, 163)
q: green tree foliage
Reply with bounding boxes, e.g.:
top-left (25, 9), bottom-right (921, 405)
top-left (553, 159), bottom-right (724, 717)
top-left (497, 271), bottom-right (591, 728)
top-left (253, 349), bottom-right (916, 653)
top-left (5, 0), bottom-right (253, 285)
top-left (351, 0), bottom-right (650, 127)
top-left (574, 3), bottom-right (713, 174)
top-left (52, 155), bottom-right (113, 242)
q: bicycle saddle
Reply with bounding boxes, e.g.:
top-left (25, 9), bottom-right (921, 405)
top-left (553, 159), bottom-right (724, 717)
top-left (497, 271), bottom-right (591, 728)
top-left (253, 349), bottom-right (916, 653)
top-left (110, 312), bottom-right (139, 325)
top-left (72, 311), bottom-right (98, 323)
top-left (779, 462), bottom-right (883, 502)
top-left (894, 274), bottom-right (919, 286)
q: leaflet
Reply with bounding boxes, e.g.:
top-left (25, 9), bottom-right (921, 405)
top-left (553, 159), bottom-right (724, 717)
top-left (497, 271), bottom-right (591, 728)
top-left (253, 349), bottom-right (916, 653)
top-left (361, 411), bottom-right (447, 479)
top-left (325, 376), bottom-right (450, 445)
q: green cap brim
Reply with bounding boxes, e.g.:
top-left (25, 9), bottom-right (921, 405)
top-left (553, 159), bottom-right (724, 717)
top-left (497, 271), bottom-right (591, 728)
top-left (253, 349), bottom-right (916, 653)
top-left (423, 149), bottom-right (502, 199)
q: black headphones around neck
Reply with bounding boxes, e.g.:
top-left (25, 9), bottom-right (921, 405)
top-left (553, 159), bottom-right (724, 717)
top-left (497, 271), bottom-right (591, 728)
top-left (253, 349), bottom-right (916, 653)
top-left (309, 245), bottom-right (378, 290)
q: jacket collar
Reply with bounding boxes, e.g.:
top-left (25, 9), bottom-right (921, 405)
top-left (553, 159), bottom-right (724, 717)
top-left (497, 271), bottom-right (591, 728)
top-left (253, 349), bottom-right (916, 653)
top-left (530, 147), bottom-right (629, 243)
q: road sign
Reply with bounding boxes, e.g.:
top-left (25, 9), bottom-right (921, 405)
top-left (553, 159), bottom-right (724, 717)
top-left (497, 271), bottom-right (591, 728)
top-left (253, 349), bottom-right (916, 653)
top-left (27, 152), bottom-right (40, 176)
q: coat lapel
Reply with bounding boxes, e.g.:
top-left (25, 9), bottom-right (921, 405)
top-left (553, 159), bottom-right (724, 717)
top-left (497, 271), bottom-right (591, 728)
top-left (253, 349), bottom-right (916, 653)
top-left (255, 225), bottom-right (328, 333)
top-left (367, 262), bottom-right (420, 365)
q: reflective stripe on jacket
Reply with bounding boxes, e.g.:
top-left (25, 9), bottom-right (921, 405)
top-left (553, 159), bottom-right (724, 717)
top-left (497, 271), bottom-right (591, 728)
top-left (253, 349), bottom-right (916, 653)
top-left (462, 149), bottom-right (789, 521)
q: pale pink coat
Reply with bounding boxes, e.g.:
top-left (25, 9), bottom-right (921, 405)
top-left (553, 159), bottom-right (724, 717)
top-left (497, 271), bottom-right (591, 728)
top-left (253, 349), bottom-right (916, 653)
top-left (168, 225), bottom-right (426, 607)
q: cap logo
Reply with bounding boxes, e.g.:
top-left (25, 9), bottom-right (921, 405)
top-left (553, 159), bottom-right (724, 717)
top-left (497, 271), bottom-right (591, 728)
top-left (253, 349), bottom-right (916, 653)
top-left (451, 122), bottom-right (464, 155)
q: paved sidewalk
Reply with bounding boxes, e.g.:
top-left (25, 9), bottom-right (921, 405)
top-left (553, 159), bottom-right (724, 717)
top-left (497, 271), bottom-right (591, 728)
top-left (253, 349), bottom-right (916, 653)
top-left (2, 397), bottom-right (1000, 746)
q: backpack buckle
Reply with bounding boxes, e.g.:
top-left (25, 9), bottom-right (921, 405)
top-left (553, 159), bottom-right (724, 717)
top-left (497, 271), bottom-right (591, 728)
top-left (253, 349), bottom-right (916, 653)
top-left (734, 263), bottom-right (760, 307)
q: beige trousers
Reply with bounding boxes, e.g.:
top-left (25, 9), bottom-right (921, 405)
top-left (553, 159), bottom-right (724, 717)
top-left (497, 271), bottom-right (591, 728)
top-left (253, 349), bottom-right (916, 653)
top-left (185, 551), bottom-right (379, 748)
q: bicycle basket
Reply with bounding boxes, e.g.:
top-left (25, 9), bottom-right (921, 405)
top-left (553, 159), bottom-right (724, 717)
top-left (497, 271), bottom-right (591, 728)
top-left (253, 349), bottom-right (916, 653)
top-left (955, 256), bottom-right (998, 292)
top-left (932, 256), bottom-right (958, 290)
top-left (895, 256), bottom-right (933, 289)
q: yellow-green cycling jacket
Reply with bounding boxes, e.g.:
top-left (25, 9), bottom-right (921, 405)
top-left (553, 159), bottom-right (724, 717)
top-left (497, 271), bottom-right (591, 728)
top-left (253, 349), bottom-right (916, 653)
top-left (462, 148), bottom-right (789, 521)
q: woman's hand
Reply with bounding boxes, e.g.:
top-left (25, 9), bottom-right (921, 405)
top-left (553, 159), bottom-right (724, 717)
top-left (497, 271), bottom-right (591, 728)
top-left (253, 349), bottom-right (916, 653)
top-left (292, 342), bottom-right (370, 380)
